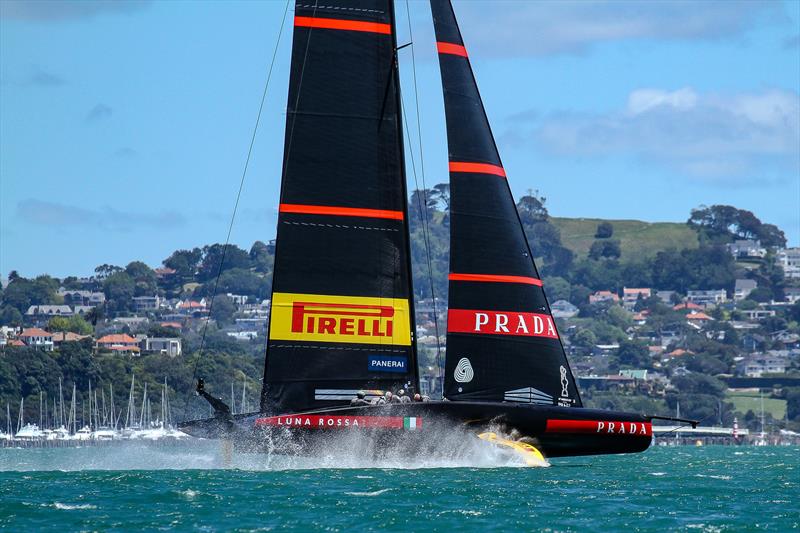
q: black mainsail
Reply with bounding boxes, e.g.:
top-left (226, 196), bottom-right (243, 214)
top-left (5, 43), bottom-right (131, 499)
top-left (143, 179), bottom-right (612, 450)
top-left (431, 0), bottom-right (582, 408)
top-left (261, 0), bottom-right (418, 415)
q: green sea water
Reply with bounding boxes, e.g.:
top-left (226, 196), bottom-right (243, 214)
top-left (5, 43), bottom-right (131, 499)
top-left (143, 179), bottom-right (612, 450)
top-left (0, 443), bottom-right (797, 531)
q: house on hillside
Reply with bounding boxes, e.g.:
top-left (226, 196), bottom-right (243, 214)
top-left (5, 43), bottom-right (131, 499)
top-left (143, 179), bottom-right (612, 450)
top-left (18, 328), bottom-right (54, 351)
top-left (784, 287), bottom-right (800, 304)
top-left (132, 296), bottom-right (161, 313)
top-left (589, 291), bottom-right (619, 304)
top-left (96, 334), bottom-right (140, 355)
top-left (727, 240), bottom-right (767, 259)
top-left (51, 331), bottom-right (90, 347)
top-left (140, 337), bottom-right (182, 357)
top-left (686, 312), bottom-right (713, 328)
top-left (734, 279), bottom-right (757, 301)
top-left (686, 289), bottom-right (727, 308)
top-left (741, 308), bottom-right (777, 321)
top-left (737, 353), bottom-right (788, 377)
top-left (25, 305), bottom-right (73, 319)
top-left (656, 290), bottom-right (677, 304)
top-left (622, 288), bottom-right (651, 311)
top-left (776, 248), bottom-right (800, 279)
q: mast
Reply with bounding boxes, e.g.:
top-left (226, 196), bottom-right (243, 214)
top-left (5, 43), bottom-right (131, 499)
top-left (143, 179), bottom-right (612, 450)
top-left (430, 0), bottom-right (581, 407)
top-left (261, 0), bottom-right (418, 414)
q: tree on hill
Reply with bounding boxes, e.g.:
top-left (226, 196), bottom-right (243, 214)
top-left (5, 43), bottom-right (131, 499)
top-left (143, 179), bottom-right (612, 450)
top-left (125, 261), bottom-right (157, 296)
top-left (0, 275), bottom-right (60, 314)
top-left (249, 241), bottom-right (274, 274)
top-left (209, 295), bottom-right (237, 326)
top-left (617, 340), bottom-right (650, 368)
top-left (198, 244), bottom-right (252, 282)
top-left (102, 271), bottom-right (135, 314)
top-left (516, 193), bottom-right (574, 274)
top-left (588, 239), bottom-right (621, 260)
top-left (595, 222), bottom-right (614, 239)
top-left (164, 248), bottom-right (203, 282)
top-left (688, 205), bottom-right (786, 247)
top-left (47, 315), bottom-right (93, 335)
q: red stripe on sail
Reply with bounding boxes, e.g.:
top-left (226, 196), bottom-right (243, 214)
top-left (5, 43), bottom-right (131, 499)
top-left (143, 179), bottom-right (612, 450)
top-left (294, 16), bottom-right (391, 35)
top-left (437, 42), bottom-right (468, 57)
top-left (546, 419), bottom-right (652, 437)
top-left (449, 273), bottom-right (542, 286)
top-left (448, 161), bottom-right (506, 177)
top-left (279, 204), bottom-right (404, 220)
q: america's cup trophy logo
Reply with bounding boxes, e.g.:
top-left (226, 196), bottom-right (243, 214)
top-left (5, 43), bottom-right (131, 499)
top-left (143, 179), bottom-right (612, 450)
top-left (560, 365), bottom-right (569, 398)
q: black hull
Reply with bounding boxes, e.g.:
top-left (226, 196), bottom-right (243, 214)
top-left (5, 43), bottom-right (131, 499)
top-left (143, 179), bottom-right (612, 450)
top-left (180, 402), bottom-right (652, 458)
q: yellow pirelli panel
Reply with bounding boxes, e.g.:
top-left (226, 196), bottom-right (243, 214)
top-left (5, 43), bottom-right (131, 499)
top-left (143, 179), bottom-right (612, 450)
top-left (268, 293), bottom-right (412, 346)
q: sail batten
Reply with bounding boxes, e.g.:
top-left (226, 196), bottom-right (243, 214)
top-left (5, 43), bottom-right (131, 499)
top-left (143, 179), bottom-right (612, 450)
top-left (262, 0), bottom-right (418, 415)
top-left (431, 0), bottom-right (582, 408)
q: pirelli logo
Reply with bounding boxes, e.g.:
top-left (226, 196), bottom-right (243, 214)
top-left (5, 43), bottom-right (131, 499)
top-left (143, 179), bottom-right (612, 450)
top-left (269, 293), bottom-right (411, 346)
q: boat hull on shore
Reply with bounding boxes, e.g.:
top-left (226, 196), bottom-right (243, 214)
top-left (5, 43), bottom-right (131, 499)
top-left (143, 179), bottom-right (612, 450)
top-left (179, 402), bottom-right (651, 458)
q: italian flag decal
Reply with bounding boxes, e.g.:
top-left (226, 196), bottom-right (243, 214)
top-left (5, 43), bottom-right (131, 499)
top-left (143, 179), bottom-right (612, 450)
top-left (403, 417), bottom-right (421, 430)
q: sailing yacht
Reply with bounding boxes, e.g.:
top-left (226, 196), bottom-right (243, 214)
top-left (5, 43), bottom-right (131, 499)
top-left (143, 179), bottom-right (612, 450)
top-left (181, 0), bottom-right (691, 458)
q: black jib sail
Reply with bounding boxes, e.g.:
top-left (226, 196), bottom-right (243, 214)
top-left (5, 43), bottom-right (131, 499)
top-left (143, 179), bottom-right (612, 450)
top-left (261, 0), bottom-right (418, 415)
top-left (431, 0), bottom-right (582, 408)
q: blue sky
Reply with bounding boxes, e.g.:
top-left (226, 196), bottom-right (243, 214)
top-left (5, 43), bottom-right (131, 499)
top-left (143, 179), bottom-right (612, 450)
top-left (1, 0), bottom-right (798, 278)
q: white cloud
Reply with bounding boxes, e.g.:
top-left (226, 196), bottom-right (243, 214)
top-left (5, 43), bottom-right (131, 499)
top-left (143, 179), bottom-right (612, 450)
top-left (525, 88), bottom-right (799, 182)
top-left (17, 199), bottom-right (185, 232)
top-left (453, 0), bottom-right (786, 57)
top-left (0, 0), bottom-right (150, 21)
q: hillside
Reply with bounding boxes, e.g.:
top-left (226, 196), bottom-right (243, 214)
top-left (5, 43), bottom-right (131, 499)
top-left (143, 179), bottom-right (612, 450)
top-left (551, 217), bottom-right (699, 260)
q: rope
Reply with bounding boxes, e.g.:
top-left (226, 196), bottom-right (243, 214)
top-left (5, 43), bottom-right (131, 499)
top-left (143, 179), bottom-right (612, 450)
top-left (402, 0), bottom-right (443, 396)
top-left (190, 0), bottom-right (292, 399)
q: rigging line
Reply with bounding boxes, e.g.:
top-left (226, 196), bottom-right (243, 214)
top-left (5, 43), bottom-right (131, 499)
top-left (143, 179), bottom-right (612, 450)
top-left (403, 0), bottom-right (443, 394)
top-left (190, 0), bottom-right (292, 390)
top-left (399, 73), bottom-right (442, 397)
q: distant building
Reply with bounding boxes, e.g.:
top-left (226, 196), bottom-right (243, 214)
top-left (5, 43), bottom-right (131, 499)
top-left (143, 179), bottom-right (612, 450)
top-left (132, 296), bottom-right (161, 313)
top-left (785, 287), bottom-right (800, 304)
top-left (737, 353), bottom-right (788, 377)
top-left (741, 309), bottom-right (777, 321)
top-left (18, 328), bottom-right (54, 351)
top-left (727, 240), bottom-right (767, 259)
top-left (622, 288), bottom-right (651, 311)
top-left (154, 267), bottom-right (176, 279)
top-left (734, 279), bottom-right (758, 301)
top-left (673, 302), bottom-right (704, 312)
top-left (141, 337), bottom-right (182, 357)
top-left (550, 300), bottom-right (579, 318)
top-left (112, 316), bottom-right (150, 331)
top-left (686, 289), bottom-right (727, 307)
top-left (51, 331), bottom-right (90, 347)
top-left (25, 305), bottom-right (73, 318)
top-left (656, 290), bottom-right (677, 304)
top-left (589, 291), bottom-right (619, 304)
top-left (226, 294), bottom-right (249, 306)
top-left (775, 248), bottom-right (800, 279)
top-left (96, 334), bottom-right (140, 355)
top-left (686, 312), bottom-right (714, 327)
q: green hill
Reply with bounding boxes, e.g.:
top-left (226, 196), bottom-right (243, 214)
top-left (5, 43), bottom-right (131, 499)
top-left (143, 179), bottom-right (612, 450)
top-left (551, 217), bottom-right (699, 260)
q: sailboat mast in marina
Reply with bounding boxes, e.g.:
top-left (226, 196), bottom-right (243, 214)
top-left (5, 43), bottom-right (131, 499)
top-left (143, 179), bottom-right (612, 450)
top-left (182, 0), bottom-right (694, 458)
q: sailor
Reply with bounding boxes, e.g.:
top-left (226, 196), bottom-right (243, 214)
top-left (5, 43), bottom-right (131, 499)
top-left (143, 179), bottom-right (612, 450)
top-left (397, 389), bottom-right (411, 403)
top-left (350, 391), bottom-right (370, 407)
